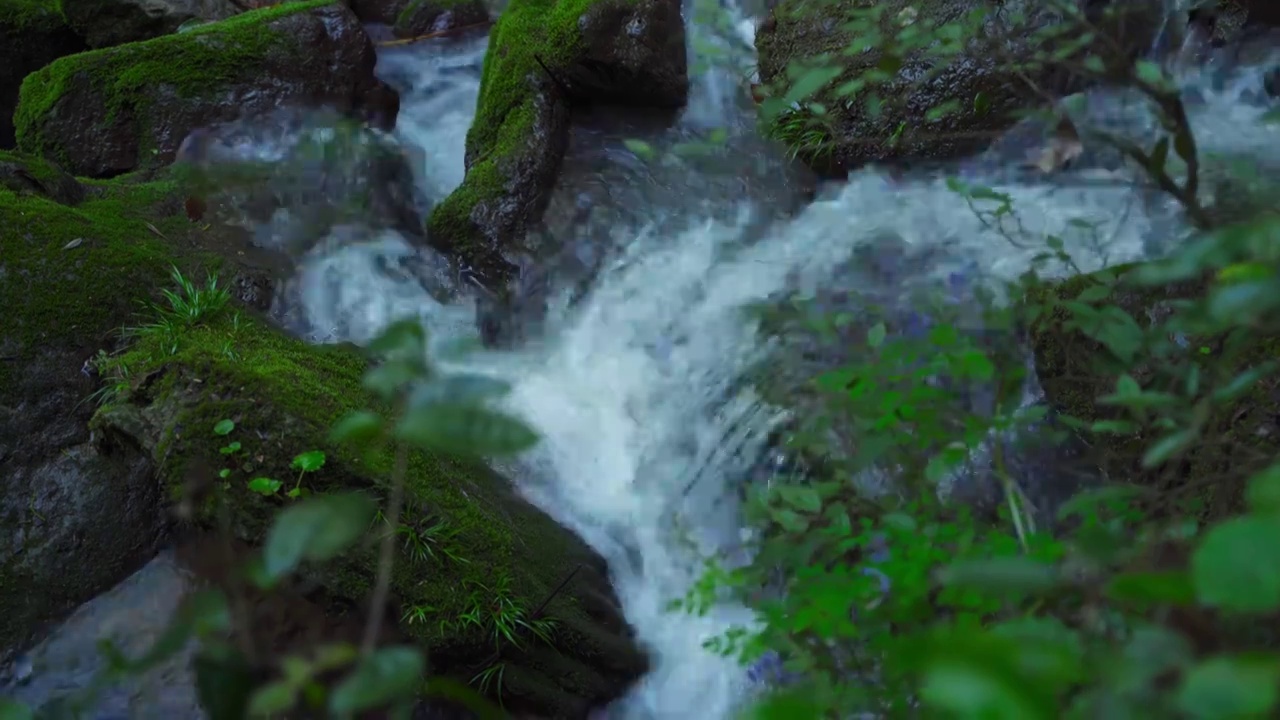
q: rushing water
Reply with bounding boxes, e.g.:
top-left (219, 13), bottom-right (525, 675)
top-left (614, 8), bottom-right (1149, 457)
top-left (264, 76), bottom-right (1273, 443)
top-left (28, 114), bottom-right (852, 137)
top-left (7, 6), bottom-right (1280, 720)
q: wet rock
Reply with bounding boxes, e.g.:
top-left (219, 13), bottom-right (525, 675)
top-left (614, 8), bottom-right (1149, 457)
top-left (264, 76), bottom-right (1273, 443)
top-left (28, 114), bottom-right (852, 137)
top-left (14, 1), bottom-right (399, 178)
top-left (754, 0), bottom-right (1165, 175)
top-left (0, 2), bottom-right (86, 149)
top-left (0, 552), bottom-right (202, 718)
top-left (62, 0), bottom-right (242, 48)
top-left (350, 0), bottom-right (489, 36)
top-left (174, 109), bottom-right (428, 252)
top-left (425, 0), bottom-right (688, 291)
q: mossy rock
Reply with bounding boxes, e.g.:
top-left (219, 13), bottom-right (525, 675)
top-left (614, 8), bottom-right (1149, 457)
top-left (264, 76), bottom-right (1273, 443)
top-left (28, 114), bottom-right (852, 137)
top-left (425, 0), bottom-right (686, 287)
top-left (61, 0), bottom-right (243, 49)
top-left (0, 0), bottom-right (86, 149)
top-left (14, 0), bottom-right (397, 178)
top-left (753, 0), bottom-right (1160, 174)
top-left (1027, 263), bottom-right (1280, 519)
top-left (0, 149), bottom-right (225, 658)
top-left (89, 314), bottom-right (647, 714)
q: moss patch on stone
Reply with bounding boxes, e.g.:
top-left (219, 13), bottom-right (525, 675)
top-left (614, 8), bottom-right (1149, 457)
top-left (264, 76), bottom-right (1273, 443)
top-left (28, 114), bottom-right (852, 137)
top-left (12, 0), bottom-right (331, 164)
top-left (0, 151), bottom-right (211, 404)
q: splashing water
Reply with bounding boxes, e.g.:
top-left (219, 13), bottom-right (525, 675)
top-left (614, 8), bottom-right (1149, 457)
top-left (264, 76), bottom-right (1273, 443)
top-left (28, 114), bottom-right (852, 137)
top-left (315, 38), bottom-right (1280, 720)
top-left (12, 7), bottom-right (1279, 720)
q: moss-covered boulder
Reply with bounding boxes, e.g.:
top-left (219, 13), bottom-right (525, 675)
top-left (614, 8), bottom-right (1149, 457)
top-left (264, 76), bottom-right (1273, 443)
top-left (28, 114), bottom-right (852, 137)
top-left (0, 1), bottom-right (86, 149)
top-left (1028, 263), bottom-right (1280, 518)
top-left (349, 0), bottom-right (489, 37)
top-left (62, 0), bottom-right (243, 49)
top-left (425, 0), bottom-right (687, 288)
top-left (14, 0), bottom-right (399, 178)
top-left (0, 148), bottom-right (272, 659)
top-left (753, 0), bottom-right (1161, 175)
top-left (89, 313), bottom-right (648, 714)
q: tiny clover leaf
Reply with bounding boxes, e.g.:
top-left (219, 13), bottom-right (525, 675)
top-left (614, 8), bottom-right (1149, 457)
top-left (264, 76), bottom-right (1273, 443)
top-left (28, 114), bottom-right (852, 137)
top-left (291, 450), bottom-right (326, 473)
top-left (262, 493), bottom-right (376, 581)
top-left (213, 419), bottom-right (235, 436)
top-left (395, 403), bottom-right (537, 457)
top-left (328, 645), bottom-right (425, 715)
top-left (1191, 514), bottom-right (1280, 613)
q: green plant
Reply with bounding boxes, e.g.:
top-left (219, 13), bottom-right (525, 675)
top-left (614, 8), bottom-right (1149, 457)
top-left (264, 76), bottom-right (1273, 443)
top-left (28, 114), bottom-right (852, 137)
top-left (765, 103), bottom-right (837, 162)
top-left (122, 264), bottom-right (231, 354)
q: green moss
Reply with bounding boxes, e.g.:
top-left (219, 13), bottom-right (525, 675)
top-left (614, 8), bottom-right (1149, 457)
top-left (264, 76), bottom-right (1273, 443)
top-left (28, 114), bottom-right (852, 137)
top-left (13, 0), bottom-right (332, 163)
top-left (0, 0), bottom-right (65, 29)
top-left (0, 152), bottom-right (210, 404)
top-left (425, 0), bottom-right (605, 257)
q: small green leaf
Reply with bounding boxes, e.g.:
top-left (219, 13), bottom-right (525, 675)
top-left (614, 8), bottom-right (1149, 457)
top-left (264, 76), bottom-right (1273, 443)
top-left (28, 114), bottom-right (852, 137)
top-left (1191, 515), bottom-right (1280, 612)
top-left (973, 91), bottom-right (991, 116)
top-left (248, 477), bottom-right (282, 496)
top-left (775, 485), bottom-right (822, 513)
top-left (291, 450), bottom-right (326, 473)
top-left (263, 493), bottom-right (376, 581)
top-left (330, 410), bottom-right (385, 446)
top-left (248, 681), bottom-right (298, 716)
top-left (363, 359), bottom-right (422, 401)
top-left (368, 318), bottom-right (426, 358)
top-left (623, 138), bottom-right (656, 161)
top-left (329, 646), bottom-right (426, 714)
top-left (1142, 429), bottom-right (1197, 468)
top-left (409, 374), bottom-right (512, 408)
top-left (213, 419), bottom-right (235, 436)
top-left (1177, 655), bottom-right (1280, 719)
top-left (866, 321), bottom-right (887, 348)
top-left (395, 403), bottom-right (537, 457)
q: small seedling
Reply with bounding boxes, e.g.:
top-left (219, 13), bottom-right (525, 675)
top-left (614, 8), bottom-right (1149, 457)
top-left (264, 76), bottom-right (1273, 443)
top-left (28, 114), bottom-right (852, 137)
top-left (289, 450), bottom-right (326, 499)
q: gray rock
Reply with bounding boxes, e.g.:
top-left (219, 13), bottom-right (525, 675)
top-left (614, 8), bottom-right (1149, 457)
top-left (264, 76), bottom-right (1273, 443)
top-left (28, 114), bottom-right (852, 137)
top-left (62, 0), bottom-right (242, 48)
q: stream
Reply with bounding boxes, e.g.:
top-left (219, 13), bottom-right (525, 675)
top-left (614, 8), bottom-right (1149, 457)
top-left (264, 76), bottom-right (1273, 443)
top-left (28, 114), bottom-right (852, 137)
top-left (5, 3), bottom-right (1280, 719)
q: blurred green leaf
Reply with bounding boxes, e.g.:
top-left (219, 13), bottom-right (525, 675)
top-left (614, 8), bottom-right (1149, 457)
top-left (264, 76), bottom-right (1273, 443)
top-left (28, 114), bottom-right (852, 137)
top-left (395, 403), bottom-right (537, 457)
top-left (1192, 515), bottom-right (1280, 612)
top-left (329, 646), bottom-right (425, 715)
top-left (263, 493), bottom-right (376, 581)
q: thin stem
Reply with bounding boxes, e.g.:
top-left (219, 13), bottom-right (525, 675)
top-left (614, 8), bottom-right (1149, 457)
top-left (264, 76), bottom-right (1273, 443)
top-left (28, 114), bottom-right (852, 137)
top-left (362, 440), bottom-right (410, 655)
